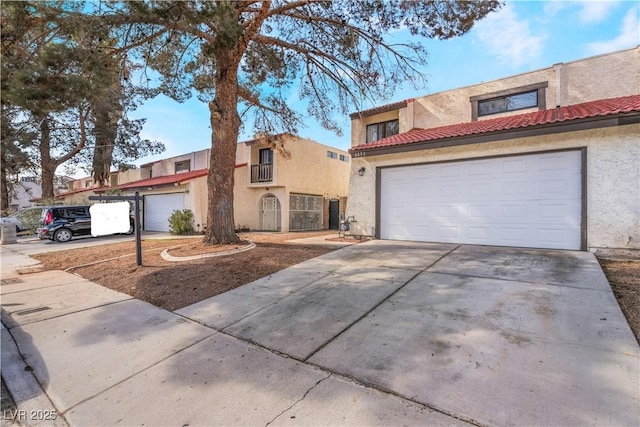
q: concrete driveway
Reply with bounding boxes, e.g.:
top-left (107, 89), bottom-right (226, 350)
top-left (177, 240), bottom-right (639, 426)
top-left (2, 240), bottom-right (638, 426)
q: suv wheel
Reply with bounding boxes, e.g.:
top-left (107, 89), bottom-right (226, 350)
top-left (54, 228), bottom-right (73, 242)
top-left (125, 221), bottom-right (135, 235)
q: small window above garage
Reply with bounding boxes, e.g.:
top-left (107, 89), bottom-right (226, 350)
top-left (175, 160), bottom-right (191, 173)
top-left (470, 81), bottom-right (548, 121)
top-left (478, 91), bottom-right (538, 116)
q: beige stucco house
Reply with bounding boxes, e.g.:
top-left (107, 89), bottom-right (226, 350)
top-left (346, 46), bottom-right (639, 253)
top-left (97, 134), bottom-right (350, 233)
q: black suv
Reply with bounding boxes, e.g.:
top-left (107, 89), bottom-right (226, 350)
top-left (38, 205), bottom-right (134, 242)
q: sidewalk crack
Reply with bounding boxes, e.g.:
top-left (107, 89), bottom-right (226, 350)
top-left (265, 373), bottom-right (331, 426)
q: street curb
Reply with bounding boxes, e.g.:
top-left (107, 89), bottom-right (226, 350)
top-left (160, 240), bottom-right (256, 262)
top-left (13, 265), bottom-right (45, 275)
top-left (0, 325), bottom-right (68, 427)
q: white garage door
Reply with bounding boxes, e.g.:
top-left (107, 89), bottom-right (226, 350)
top-left (380, 151), bottom-right (582, 250)
top-left (144, 193), bottom-right (185, 232)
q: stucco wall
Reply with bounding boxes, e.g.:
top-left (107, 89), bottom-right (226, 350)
top-left (346, 124), bottom-right (640, 250)
top-left (238, 135), bottom-right (350, 231)
top-left (415, 70), bottom-right (551, 130)
top-left (233, 165), bottom-right (255, 230)
top-left (560, 47), bottom-right (639, 106)
top-left (350, 46), bottom-right (639, 149)
top-left (114, 168), bottom-right (145, 186)
top-left (188, 177), bottom-right (208, 233)
top-left (275, 136), bottom-right (350, 198)
top-left (150, 150), bottom-right (211, 176)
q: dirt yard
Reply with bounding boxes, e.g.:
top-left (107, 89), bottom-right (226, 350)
top-left (598, 258), bottom-right (640, 344)
top-left (29, 233), bottom-right (640, 343)
top-left (31, 231), bottom-right (344, 311)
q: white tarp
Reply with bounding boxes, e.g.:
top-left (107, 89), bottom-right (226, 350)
top-left (90, 202), bottom-right (130, 237)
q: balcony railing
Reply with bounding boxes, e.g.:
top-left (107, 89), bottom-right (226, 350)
top-left (251, 163), bottom-right (273, 183)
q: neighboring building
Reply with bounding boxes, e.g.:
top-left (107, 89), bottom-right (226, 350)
top-left (104, 134), bottom-right (350, 233)
top-left (7, 176), bottom-right (41, 212)
top-left (346, 46), bottom-right (639, 253)
top-left (7, 175), bottom-right (73, 212)
top-left (234, 134), bottom-right (350, 233)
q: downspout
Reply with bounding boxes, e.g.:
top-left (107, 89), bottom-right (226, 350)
top-left (406, 98), bottom-right (415, 130)
top-left (553, 62), bottom-right (563, 107)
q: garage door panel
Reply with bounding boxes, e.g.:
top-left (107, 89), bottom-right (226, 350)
top-left (380, 151), bottom-right (582, 250)
top-left (144, 193), bottom-right (185, 232)
top-left (502, 158), bottom-right (528, 174)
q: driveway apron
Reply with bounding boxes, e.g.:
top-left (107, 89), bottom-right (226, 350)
top-left (182, 240), bottom-right (639, 426)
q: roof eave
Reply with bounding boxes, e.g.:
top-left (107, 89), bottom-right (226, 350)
top-left (351, 111), bottom-right (640, 157)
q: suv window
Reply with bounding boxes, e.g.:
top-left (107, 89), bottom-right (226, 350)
top-left (64, 207), bottom-right (89, 217)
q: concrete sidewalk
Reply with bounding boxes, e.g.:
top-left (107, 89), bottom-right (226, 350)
top-left (0, 246), bottom-right (462, 427)
top-left (1, 242), bottom-right (638, 426)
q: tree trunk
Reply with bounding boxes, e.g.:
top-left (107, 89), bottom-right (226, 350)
top-left (203, 50), bottom-right (242, 245)
top-left (0, 149), bottom-right (9, 213)
top-left (92, 75), bottom-right (121, 187)
top-left (92, 107), bottom-right (117, 187)
top-left (39, 117), bottom-right (56, 199)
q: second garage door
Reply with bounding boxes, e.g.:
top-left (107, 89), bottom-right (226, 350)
top-left (144, 193), bottom-right (185, 232)
top-left (379, 150), bottom-right (582, 250)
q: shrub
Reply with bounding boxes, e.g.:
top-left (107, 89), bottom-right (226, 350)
top-left (168, 209), bottom-right (195, 235)
top-left (17, 208), bottom-right (42, 235)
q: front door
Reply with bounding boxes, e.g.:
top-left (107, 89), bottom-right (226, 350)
top-left (261, 194), bottom-right (281, 231)
top-left (329, 200), bottom-right (340, 230)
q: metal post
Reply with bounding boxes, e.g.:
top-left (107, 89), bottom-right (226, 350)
top-left (89, 193), bottom-right (144, 266)
top-left (134, 192), bottom-right (142, 266)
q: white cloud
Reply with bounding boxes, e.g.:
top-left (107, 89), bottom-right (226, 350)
top-left (578, 1), bottom-right (620, 24)
top-left (543, 0), bottom-right (568, 17)
top-left (585, 6), bottom-right (640, 54)
top-left (473, 4), bottom-right (546, 67)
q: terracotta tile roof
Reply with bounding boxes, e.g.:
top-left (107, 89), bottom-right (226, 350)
top-left (30, 186), bottom-right (109, 202)
top-left (116, 169), bottom-right (210, 190)
top-left (349, 99), bottom-right (410, 119)
top-left (114, 163), bottom-right (248, 191)
top-left (351, 95), bottom-right (640, 153)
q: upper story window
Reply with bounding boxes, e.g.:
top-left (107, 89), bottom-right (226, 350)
top-left (259, 148), bottom-right (273, 164)
top-left (84, 180), bottom-right (92, 188)
top-left (366, 119), bottom-right (399, 143)
top-left (470, 82), bottom-right (547, 121)
top-left (327, 151), bottom-right (338, 159)
top-left (175, 160), bottom-right (191, 173)
top-left (478, 91), bottom-right (537, 116)
top-left (339, 154), bottom-right (349, 162)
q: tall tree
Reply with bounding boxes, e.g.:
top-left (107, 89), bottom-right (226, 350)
top-left (1, 1), bottom-right (164, 196)
top-left (2, 1), bottom-right (115, 197)
top-left (0, 104), bottom-right (36, 212)
top-left (50, 0), bottom-right (502, 244)
top-left (0, 1), bottom-right (41, 210)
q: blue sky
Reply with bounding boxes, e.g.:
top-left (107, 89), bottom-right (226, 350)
top-left (129, 0), bottom-right (639, 166)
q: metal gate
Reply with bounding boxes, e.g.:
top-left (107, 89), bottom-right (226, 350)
top-left (290, 194), bottom-right (323, 231)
